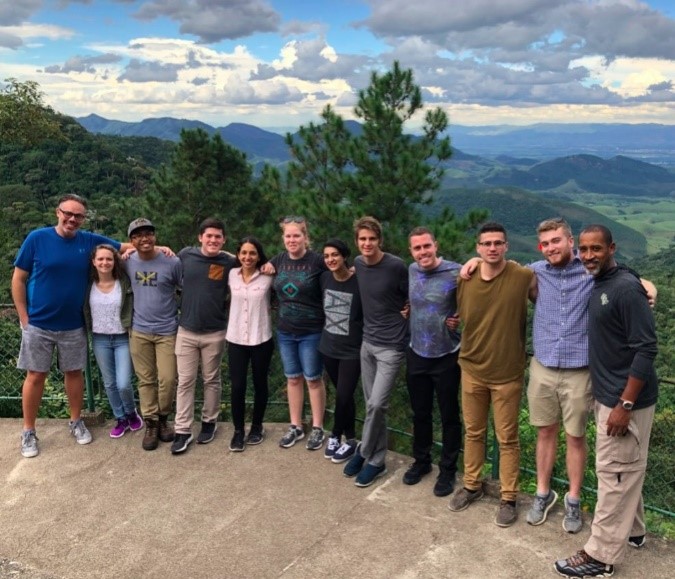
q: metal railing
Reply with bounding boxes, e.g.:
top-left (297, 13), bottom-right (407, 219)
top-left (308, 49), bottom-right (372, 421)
top-left (0, 307), bottom-right (672, 524)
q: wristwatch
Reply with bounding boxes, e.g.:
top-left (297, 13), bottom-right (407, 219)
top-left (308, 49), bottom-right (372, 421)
top-left (620, 399), bottom-right (635, 411)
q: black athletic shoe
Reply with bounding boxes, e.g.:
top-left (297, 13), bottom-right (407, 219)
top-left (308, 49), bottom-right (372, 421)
top-left (229, 430), bottom-right (245, 452)
top-left (403, 461), bottom-right (432, 485)
top-left (197, 421), bottom-right (217, 444)
top-left (170, 433), bottom-right (193, 455)
top-left (554, 550), bottom-right (614, 577)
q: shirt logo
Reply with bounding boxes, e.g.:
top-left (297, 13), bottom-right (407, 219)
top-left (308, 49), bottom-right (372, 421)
top-left (209, 264), bottom-right (224, 281)
top-left (600, 292), bottom-right (609, 306)
top-left (282, 282), bottom-right (299, 298)
top-left (135, 271), bottom-right (158, 287)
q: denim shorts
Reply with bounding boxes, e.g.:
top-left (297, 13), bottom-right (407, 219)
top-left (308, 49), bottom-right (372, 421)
top-left (17, 324), bottom-right (87, 373)
top-left (276, 331), bottom-right (323, 381)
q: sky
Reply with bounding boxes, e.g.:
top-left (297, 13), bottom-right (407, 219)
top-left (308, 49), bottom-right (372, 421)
top-left (1, 0), bottom-right (674, 131)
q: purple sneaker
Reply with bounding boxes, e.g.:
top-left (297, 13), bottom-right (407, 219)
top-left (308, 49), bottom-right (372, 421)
top-left (110, 418), bottom-right (129, 439)
top-left (127, 411), bottom-right (144, 432)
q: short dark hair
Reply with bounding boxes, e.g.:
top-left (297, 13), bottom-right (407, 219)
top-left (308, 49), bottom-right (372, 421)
top-left (199, 217), bottom-right (225, 235)
top-left (58, 194), bottom-right (88, 209)
top-left (580, 224), bottom-right (613, 245)
top-left (477, 221), bottom-right (507, 240)
top-left (235, 236), bottom-right (268, 269)
top-left (408, 226), bottom-right (435, 241)
top-left (322, 238), bottom-right (351, 266)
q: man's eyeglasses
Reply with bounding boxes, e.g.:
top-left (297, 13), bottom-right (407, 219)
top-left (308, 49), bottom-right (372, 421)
top-left (282, 216), bottom-right (306, 224)
top-left (58, 208), bottom-right (87, 222)
top-left (478, 240), bottom-right (506, 247)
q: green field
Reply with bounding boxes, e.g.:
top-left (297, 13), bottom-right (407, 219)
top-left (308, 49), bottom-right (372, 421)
top-left (577, 196), bottom-right (675, 253)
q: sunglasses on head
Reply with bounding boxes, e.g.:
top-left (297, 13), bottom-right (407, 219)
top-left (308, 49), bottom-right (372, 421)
top-left (282, 216), bottom-right (306, 224)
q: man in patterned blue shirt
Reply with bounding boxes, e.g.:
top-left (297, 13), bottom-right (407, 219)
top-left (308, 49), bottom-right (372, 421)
top-left (525, 218), bottom-right (593, 533)
top-left (403, 227), bottom-right (462, 497)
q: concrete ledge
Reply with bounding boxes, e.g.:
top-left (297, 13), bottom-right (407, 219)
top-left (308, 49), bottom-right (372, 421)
top-left (1, 418), bottom-right (672, 578)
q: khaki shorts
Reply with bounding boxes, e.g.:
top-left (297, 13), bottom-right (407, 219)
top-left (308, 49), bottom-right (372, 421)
top-left (527, 357), bottom-right (592, 437)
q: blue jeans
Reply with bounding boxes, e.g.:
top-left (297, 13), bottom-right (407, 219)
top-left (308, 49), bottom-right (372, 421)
top-left (92, 333), bottom-right (136, 419)
top-left (276, 331), bottom-right (323, 381)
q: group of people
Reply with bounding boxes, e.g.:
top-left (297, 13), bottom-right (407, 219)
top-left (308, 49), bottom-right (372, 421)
top-left (12, 194), bottom-right (659, 578)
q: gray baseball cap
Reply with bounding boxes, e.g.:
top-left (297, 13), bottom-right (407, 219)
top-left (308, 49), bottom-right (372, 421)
top-left (128, 217), bottom-right (155, 237)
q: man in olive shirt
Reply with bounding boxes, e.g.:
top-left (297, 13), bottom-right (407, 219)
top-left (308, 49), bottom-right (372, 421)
top-left (448, 222), bottom-right (536, 527)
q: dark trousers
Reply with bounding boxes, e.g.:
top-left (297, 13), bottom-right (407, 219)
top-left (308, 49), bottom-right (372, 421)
top-left (228, 339), bottom-right (274, 431)
top-left (406, 347), bottom-right (462, 476)
top-left (323, 354), bottom-right (361, 440)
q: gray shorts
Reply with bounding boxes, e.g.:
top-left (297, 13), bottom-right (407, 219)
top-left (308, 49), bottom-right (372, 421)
top-left (17, 324), bottom-right (87, 373)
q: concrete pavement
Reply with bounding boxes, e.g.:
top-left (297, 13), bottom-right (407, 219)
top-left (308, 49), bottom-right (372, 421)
top-left (1, 419), bottom-right (672, 578)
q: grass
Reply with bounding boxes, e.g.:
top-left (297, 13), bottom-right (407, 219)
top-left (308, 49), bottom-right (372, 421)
top-left (579, 196), bottom-right (675, 254)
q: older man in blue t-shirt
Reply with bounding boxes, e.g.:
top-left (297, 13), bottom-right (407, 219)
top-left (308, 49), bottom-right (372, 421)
top-left (12, 194), bottom-right (127, 458)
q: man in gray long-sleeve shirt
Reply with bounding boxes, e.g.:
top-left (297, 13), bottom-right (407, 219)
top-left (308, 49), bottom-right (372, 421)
top-left (555, 224), bottom-right (658, 579)
top-left (343, 216), bottom-right (409, 488)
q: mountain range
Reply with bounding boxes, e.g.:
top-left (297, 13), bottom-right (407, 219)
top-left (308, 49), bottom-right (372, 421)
top-left (77, 114), bottom-right (675, 165)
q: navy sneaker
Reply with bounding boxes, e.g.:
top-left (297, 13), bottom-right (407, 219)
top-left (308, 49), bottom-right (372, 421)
top-left (355, 463), bottom-right (387, 488)
top-left (332, 439), bottom-right (357, 464)
top-left (343, 443), bottom-right (364, 477)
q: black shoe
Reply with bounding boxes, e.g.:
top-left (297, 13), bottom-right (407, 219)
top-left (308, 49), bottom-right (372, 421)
top-left (171, 433), bottom-right (193, 454)
top-left (403, 461), bottom-right (432, 485)
top-left (245, 425), bottom-right (265, 445)
top-left (628, 535), bottom-right (645, 548)
top-left (229, 430), bottom-right (245, 452)
top-left (197, 421), bottom-right (217, 444)
top-left (554, 550), bottom-right (614, 577)
top-left (433, 473), bottom-right (455, 497)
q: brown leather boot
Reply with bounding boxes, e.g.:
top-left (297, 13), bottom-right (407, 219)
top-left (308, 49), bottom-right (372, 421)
top-left (142, 419), bottom-right (159, 451)
top-left (158, 415), bottom-right (175, 443)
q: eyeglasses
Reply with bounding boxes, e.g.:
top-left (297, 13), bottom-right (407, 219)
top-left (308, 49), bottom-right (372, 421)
top-left (478, 240), bottom-right (506, 247)
top-left (282, 216), bottom-right (306, 224)
top-left (131, 230), bottom-right (156, 240)
top-left (58, 208), bottom-right (87, 221)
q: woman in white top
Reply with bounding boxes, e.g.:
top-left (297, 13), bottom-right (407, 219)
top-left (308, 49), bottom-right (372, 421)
top-left (226, 236), bottom-right (274, 451)
top-left (84, 244), bottom-right (143, 438)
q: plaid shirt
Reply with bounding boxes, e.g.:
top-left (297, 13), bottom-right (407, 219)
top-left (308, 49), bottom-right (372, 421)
top-left (531, 255), bottom-right (592, 368)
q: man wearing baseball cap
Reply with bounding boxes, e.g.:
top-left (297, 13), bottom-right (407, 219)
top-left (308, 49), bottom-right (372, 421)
top-left (125, 218), bottom-right (182, 451)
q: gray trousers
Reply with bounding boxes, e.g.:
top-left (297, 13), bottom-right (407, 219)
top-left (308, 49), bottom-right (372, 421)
top-left (359, 341), bottom-right (405, 467)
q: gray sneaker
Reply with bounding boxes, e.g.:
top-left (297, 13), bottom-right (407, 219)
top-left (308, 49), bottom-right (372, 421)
top-left (69, 419), bottom-right (93, 445)
top-left (279, 425), bottom-right (304, 448)
top-left (448, 486), bottom-right (484, 512)
top-left (495, 501), bottom-right (518, 527)
top-left (21, 430), bottom-right (39, 458)
top-left (306, 427), bottom-right (325, 450)
top-left (526, 489), bottom-right (558, 526)
top-left (562, 492), bottom-right (583, 534)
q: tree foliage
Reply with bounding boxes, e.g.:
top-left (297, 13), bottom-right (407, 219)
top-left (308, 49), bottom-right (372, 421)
top-left (0, 78), bottom-right (63, 147)
top-left (264, 61), bottom-right (485, 256)
top-left (145, 129), bottom-right (271, 250)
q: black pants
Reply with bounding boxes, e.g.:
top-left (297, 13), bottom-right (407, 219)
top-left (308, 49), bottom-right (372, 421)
top-left (406, 347), bottom-right (461, 476)
top-left (228, 339), bottom-right (274, 431)
top-left (323, 354), bottom-right (361, 440)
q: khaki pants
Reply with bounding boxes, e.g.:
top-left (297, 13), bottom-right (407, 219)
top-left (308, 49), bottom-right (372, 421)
top-left (461, 370), bottom-right (523, 501)
top-left (585, 402), bottom-right (655, 565)
top-left (174, 327), bottom-right (226, 434)
top-left (129, 330), bottom-right (177, 421)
